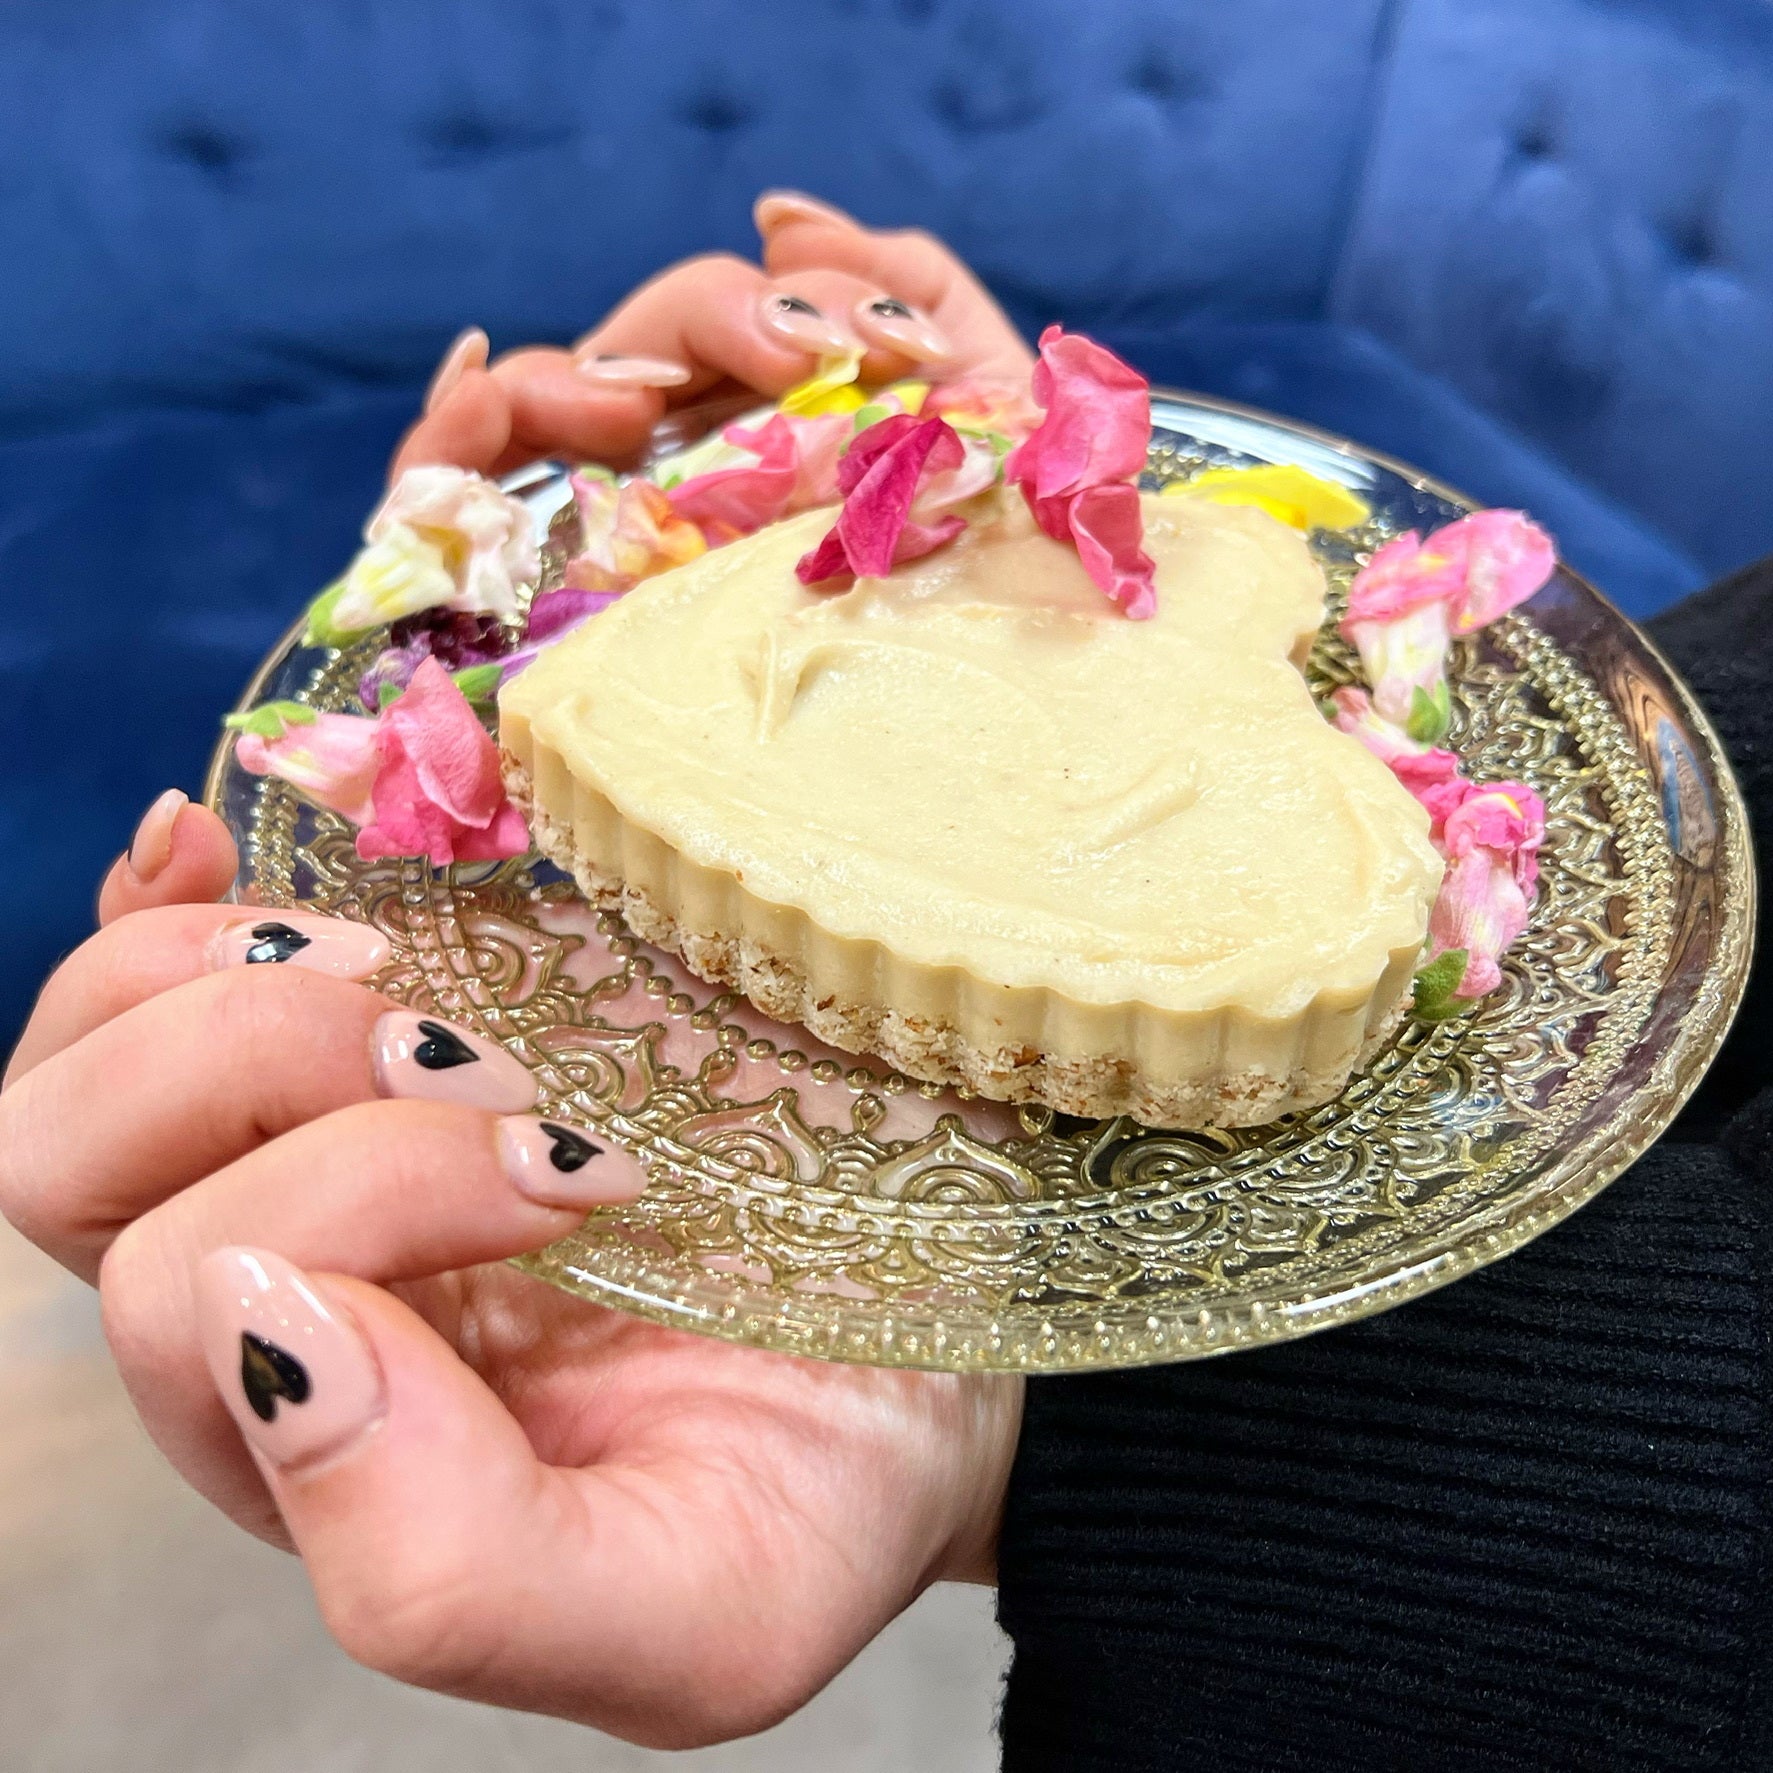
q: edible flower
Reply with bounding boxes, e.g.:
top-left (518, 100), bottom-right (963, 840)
top-left (229, 703), bottom-right (382, 828)
top-left (357, 611), bottom-right (510, 711)
top-left (1341, 510), bottom-right (1554, 743)
top-left (777, 350), bottom-right (868, 417)
top-left (234, 661), bottom-right (528, 866)
top-left (307, 467), bottom-right (541, 644)
top-left (1329, 687), bottom-right (1467, 832)
top-left (923, 374), bottom-right (1040, 444)
top-left (1162, 463), bottom-right (1370, 533)
top-left (1004, 326), bottom-right (1157, 618)
top-left (795, 412), bottom-right (972, 584)
top-left (356, 657), bottom-right (529, 864)
top-left (567, 470), bottom-right (706, 591)
top-left (1331, 685), bottom-right (1545, 1015)
top-left (494, 587), bottom-right (621, 683)
top-left (1415, 780), bottom-right (1546, 1016)
top-left (664, 412), bottom-right (855, 542)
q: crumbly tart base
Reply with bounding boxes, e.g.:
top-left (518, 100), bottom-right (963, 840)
top-left (503, 757), bottom-right (1417, 1129)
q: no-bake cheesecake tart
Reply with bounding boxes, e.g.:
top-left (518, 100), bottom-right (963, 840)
top-left (500, 488), bottom-right (1443, 1125)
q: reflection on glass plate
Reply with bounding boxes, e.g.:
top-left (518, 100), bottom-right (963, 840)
top-left (207, 392), bottom-right (1753, 1373)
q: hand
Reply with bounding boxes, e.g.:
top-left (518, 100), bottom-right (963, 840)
top-left (1, 795), bottom-right (1024, 1745)
top-left (391, 190), bottom-right (1036, 480)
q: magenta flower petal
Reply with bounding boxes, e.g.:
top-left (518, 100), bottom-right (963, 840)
top-left (1066, 482), bottom-right (1158, 619)
top-left (796, 414), bottom-right (968, 585)
top-left (1004, 327), bottom-right (1157, 617)
top-left (1003, 326), bottom-right (1151, 499)
top-left (526, 587), bottom-right (617, 643)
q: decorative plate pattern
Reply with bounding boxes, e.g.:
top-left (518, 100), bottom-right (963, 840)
top-left (206, 391), bottom-right (1754, 1372)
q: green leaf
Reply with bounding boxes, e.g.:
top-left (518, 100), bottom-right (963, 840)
top-left (1404, 680), bottom-right (1451, 745)
top-left (223, 701), bottom-right (319, 741)
top-left (451, 664), bottom-right (502, 703)
top-left (1412, 947), bottom-right (1471, 1022)
top-left (851, 403), bottom-right (890, 433)
top-left (302, 581), bottom-right (366, 649)
top-left (377, 681), bottom-right (402, 710)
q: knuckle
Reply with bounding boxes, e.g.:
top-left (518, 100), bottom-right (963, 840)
top-left (673, 249), bottom-right (752, 279)
top-left (886, 225), bottom-right (948, 262)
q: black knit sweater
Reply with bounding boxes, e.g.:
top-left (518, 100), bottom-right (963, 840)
top-left (996, 560), bottom-right (1773, 1772)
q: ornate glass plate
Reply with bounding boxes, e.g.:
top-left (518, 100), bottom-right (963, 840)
top-left (206, 391), bottom-right (1754, 1373)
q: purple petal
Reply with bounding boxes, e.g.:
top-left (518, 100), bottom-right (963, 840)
top-left (526, 587), bottom-right (620, 643)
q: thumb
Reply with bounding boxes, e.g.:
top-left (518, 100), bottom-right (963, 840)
top-left (98, 792), bottom-right (239, 926)
top-left (193, 1250), bottom-right (794, 1747)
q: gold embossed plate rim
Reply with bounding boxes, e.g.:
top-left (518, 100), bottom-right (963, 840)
top-left (205, 388), bottom-right (1755, 1373)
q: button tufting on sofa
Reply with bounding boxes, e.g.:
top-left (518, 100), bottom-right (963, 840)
top-left (673, 88), bottom-right (755, 134)
top-left (158, 121), bottom-right (254, 177)
top-left (1126, 49), bottom-right (1215, 107)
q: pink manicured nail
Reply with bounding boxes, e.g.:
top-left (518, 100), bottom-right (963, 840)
top-left (197, 1247), bottom-right (384, 1470)
top-left (756, 291), bottom-right (853, 356)
top-left (496, 1116), bottom-right (648, 1210)
top-left (372, 1010), bottom-right (538, 1111)
top-left (127, 789), bottom-right (188, 883)
top-left (573, 352), bottom-right (693, 389)
top-left (855, 296), bottom-right (952, 365)
top-left (755, 190), bottom-right (855, 235)
top-left (209, 912), bottom-right (393, 981)
top-left (423, 326), bottom-right (489, 414)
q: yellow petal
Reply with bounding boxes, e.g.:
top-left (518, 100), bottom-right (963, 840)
top-left (779, 350), bottom-right (865, 417)
top-left (881, 379), bottom-right (930, 414)
top-left (1162, 463), bottom-right (1370, 532)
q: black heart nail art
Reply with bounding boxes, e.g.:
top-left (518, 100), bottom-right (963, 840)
top-left (413, 1019), bottom-right (478, 1071)
top-left (774, 293), bottom-right (823, 317)
top-left (540, 1122), bottom-right (603, 1173)
top-left (869, 297), bottom-right (915, 319)
top-left (243, 921), bottom-right (312, 966)
top-left (240, 1332), bottom-right (311, 1423)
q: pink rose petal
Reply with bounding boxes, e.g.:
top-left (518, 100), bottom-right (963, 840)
top-left (1438, 510), bottom-right (1557, 633)
top-left (667, 415), bottom-right (800, 536)
top-left (234, 712), bottom-right (381, 828)
top-left (356, 658), bottom-right (528, 865)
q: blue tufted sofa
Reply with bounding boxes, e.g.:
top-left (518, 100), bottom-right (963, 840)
top-left (4, 0), bottom-right (1772, 1047)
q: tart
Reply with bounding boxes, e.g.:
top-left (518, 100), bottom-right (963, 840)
top-left (500, 488), bottom-right (1444, 1126)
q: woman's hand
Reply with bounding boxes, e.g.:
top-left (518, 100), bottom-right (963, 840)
top-left (1, 797), bottom-right (1023, 1745)
top-left (391, 190), bottom-right (1036, 480)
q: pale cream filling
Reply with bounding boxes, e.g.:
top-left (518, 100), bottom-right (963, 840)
top-left (501, 493), bottom-right (1442, 1021)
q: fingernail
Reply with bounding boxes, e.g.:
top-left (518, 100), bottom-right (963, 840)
top-left (209, 912), bottom-right (393, 981)
top-left (496, 1116), bottom-right (648, 1210)
top-left (127, 789), bottom-right (188, 884)
top-left (855, 296), bottom-right (952, 365)
top-left (371, 1010), bottom-right (538, 1112)
top-left (197, 1247), bottom-right (384, 1470)
top-left (572, 352), bottom-right (693, 389)
top-left (756, 291), bottom-right (853, 357)
top-left (755, 190), bottom-right (855, 235)
top-left (423, 326), bottom-right (490, 414)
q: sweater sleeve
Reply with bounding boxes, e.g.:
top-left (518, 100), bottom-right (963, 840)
top-left (994, 561), bottom-right (1773, 1773)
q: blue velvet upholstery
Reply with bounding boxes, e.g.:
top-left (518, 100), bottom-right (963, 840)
top-left (1, 0), bottom-right (1766, 1049)
top-left (1334, 0), bottom-right (1773, 576)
